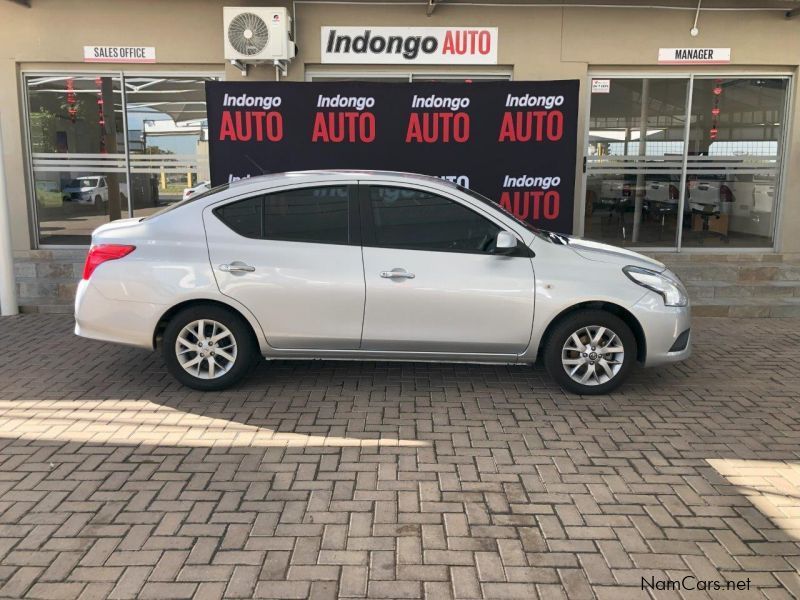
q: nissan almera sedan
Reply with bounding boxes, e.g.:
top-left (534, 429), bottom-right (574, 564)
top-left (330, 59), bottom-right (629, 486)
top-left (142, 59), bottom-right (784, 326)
top-left (75, 170), bottom-right (691, 395)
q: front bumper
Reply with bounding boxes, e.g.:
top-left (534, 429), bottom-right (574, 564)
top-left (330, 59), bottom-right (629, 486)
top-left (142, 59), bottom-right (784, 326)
top-left (64, 193), bottom-right (91, 203)
top-left (631, 291), bottom-right (692, 367)
top-left (74, 278), bottom-right (164, 349)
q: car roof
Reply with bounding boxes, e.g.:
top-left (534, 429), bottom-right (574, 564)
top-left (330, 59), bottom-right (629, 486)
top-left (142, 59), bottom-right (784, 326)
top-left (226, 170), bottom-right (458, 192)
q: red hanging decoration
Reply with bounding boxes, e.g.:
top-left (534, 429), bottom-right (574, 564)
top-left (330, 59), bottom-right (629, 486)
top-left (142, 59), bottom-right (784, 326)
top-left (66, 78), bottom-right (77, 124)
top-left (95, 77), bottom-right (107, 153)
top-left (710, 80), bottom-right (723, 142)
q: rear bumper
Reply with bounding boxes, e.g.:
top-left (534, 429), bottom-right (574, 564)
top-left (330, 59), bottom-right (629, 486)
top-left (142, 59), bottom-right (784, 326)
top-left (74, 279), bottom-right (164, 350)
top-left (632, 291), bottom-right (692, 367)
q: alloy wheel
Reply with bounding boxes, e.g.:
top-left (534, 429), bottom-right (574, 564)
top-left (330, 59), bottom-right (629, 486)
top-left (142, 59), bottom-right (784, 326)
top-left (175, 319), bottom-right (238, 380)
top-left (561, 325), bottom-right (625, 386)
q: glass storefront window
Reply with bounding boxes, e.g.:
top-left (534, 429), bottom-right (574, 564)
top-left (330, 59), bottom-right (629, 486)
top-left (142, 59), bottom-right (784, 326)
top-left (125, 76), bottom-right (216, 216)
top-left (585, 78), bottom-right (688, 247)
top-left (24, 73), bottom-right (217, 245)
top-left (682, 78), bottom-right (787, 248)
top-left (26, 75), bottom-right (128, 245)
top-left (584, 76), bottom-right (789, 250)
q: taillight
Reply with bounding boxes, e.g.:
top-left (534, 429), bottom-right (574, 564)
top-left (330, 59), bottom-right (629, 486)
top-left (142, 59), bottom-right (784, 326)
top-left (720, 184), bottom-right (733, 203)
top-left (669, 184), bottom-right (679, 200)
top-left (82, 244), bottom-right (135, 280)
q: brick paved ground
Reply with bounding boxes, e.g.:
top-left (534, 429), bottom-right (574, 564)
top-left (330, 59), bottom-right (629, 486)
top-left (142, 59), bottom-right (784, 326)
top-left (0, 315), bottom-right (799, 600)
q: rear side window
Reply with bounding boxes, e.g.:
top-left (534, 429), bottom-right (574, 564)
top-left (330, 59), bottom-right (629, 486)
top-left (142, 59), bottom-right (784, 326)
top-left (215, 196), bottom-right (263, 238)
top-left (214, 186), bottom-right (350, 244)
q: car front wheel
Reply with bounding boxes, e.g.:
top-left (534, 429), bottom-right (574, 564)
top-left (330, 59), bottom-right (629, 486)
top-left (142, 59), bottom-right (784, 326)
top-left (162, 304), bottom-right (259, 390)
top-left (543, 310), bottom-right (637, 395)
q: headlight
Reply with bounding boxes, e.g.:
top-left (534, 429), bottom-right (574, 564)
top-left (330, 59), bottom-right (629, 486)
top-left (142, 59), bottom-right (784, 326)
top-left (623, 266), bottom-right (688, 307)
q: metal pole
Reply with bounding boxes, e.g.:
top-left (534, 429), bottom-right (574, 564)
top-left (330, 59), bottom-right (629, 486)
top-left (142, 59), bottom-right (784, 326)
top-left (120, 72), bottom-right (133, 218)
top-left (675, 76), bottom-right (695, 251)
top-left (632, 78), bottom-right (650, 243)
top-left (0, 114), bottom-right (20, 316)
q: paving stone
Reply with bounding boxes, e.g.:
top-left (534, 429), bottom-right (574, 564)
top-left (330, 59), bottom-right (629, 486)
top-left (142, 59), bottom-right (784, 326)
top-left (0, 315), bottom-right (798, 599)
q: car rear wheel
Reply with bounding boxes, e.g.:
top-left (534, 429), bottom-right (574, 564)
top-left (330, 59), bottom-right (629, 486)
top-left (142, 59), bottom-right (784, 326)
top-left (162, 304), bottom-right (259, 390)
top-left (543, 310), bottom-right (637, 395)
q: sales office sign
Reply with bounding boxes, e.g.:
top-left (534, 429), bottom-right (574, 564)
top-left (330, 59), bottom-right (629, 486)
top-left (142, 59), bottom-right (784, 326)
top-left (84, 46), bottom-right (156, 63)
top-left (321, 26), bottom-right (498, 65)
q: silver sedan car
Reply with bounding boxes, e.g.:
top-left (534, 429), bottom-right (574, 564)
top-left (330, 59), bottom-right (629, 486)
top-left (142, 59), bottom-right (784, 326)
top-left (75, 170), bottom-right (691, 395)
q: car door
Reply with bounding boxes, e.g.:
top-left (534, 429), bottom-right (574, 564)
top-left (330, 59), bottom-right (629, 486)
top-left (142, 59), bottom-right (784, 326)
top-left (204, 183), bottom-right (366, 350)
top-left (359, 183), bottom-right (535, 355)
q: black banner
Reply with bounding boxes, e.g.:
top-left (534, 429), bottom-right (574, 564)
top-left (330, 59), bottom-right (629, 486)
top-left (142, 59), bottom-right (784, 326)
top-left (206, 80), bottom-right (579, 233)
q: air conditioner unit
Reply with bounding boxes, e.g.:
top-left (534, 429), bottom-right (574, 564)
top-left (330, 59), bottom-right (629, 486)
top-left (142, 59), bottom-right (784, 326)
top-left (223, 7), bottom-right (295, 62)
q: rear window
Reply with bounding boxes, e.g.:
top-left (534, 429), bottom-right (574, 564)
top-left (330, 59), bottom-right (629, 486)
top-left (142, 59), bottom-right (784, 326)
top-left (143, 183), bottom-right (231, 221)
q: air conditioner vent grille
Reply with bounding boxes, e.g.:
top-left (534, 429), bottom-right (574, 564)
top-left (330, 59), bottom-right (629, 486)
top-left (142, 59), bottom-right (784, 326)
top-left (227, 12), bottom-right (270, 57)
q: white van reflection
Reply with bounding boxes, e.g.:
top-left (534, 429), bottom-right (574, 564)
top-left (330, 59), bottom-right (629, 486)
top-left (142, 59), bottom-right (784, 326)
top-left (62, 176), bottom-right (108, 207)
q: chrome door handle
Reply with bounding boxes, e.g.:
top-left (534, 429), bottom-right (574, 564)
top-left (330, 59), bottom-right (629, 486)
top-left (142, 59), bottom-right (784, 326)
top-left (219, 263), bottom-right (255, 273)
top-left (380, 268), bottom-right (415, 279)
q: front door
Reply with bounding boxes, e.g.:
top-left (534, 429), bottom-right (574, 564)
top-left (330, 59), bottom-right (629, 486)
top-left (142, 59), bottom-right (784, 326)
top-left (359, 183), bottom-right (535, 354)
top-left (204, 183), bottom-right (365, 350)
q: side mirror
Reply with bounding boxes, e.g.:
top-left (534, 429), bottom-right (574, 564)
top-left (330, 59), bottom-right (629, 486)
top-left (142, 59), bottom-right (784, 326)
top-left (494, 230), bottom-right (517, 255)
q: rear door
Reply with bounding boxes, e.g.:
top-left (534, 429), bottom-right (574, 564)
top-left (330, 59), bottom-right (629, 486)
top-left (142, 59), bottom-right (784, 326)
top-left (359, 182), bottom-right (535, 354)
top-left (204, 183), bottom-right (365, 350)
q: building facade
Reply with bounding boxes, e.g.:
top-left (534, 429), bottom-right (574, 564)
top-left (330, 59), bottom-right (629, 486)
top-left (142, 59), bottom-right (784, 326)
top-left (1, 0), bottom-right (799, 312)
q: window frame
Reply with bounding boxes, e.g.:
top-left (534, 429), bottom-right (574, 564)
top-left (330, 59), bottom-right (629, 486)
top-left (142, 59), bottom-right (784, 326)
top-left (580, 70), bottom-right (794, 252)
top-left (358, 182), bottom-right (532, 257)
top-left (20, 69), bottom-right (223, 248)
top-left (212, 183), bottom-right (361, 246)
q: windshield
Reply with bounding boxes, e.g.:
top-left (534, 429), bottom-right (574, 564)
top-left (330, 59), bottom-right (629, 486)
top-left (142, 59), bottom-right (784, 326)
top-left (142, 182), bottom-right (231, 220)
top-left (68, 178), bottom-right (99, 188)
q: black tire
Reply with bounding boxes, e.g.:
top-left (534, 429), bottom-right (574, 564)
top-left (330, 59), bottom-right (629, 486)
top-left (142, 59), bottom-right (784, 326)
top-left (94, 195), bottom-right (102, 208)
top-left (162, 304), bottom-right (259, 391)
top-left (543, 309), bottom-right (637, 395)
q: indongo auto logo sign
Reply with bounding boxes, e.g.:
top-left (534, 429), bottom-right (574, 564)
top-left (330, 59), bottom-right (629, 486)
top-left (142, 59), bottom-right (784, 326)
top-left (321, 26), bottom-right (498, 65)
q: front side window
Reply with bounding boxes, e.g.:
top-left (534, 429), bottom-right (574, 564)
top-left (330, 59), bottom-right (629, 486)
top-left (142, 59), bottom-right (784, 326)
top-left (214, 186), bottom-right (350, 244)
top-left (367, 186), bottom-right (501, 253)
